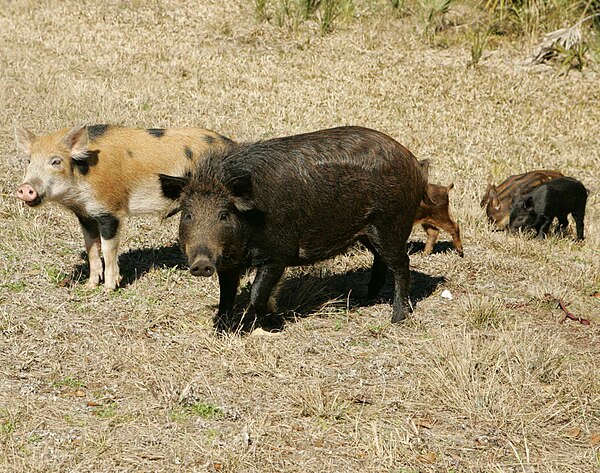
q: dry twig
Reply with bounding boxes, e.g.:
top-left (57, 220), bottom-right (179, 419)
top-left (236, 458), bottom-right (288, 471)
top-left (544, 293), bottom-right (591, 325)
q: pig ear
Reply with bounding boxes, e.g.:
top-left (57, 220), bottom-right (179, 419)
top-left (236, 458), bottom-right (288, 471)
top-left (158, 174), bottom-right (189, 200)
top-left (226, 172), bottom-right (255, 212)
top-left (489, 186), bottom-right (501, 210)
top-left (523, 196), bottom-right (534, 211)
top-left (480, 182), bottom-right (493, 207)
top-left (64, 124), bottom-right (89, 159)
top-left (15, 126), bottom-right (36, 155)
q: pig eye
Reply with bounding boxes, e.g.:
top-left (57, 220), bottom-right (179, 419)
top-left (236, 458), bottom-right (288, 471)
top-left (182, 211), bottom-right (192, 224)
top-left (219, 211), bottom-right (229, 222)
top-left (50, 156), bottom-right (62, 167)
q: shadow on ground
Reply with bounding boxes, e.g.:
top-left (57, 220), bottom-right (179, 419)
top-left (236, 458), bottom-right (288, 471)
top-left (407, 239), bottom-right (458, 256)
top-left (227, 266), bottom-right (446, 333)
top-left (66, 243), bottom-right (185, 287)
top-left (65, 242), bottom-right (446, 333)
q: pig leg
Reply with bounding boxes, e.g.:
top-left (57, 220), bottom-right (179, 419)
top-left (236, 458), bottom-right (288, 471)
top-left (216, 269), bottom-right (241, 329)
top-left (430, 221), bottom-right (464, 257)
top-left (536, 216), bottom-right (552, 239)
top-left (250, 264), bottom-right (286, 317)
top-left (97, 215), bottom-right (121, 290)
top-left (76, 214), bottom-right (103, 288)
top-left (421, 223), bottom-right (439, 256)
top-left (557, 215), bottom-right (569, 237)
top-left (572, 207), bottom-right (585, 240)
top-left (368, 224), bottom-right (412, 323)
top-left (360, 237), bottom-right (388, 299)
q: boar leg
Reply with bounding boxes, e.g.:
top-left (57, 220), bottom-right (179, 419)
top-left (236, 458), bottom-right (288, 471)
top-left (97, 215), bottom-right (121, 290)
top-left (360, 238), bottom-right (388, 300)
top-left (216, 269), bottom-right (241, 329)
top-left (369, 225), bottom-right (412, 323)
top-left (76, 214), bottom-right (103, 288)
top-left (572, 208), bottom-right (585, 240)
top-left (250, 264), bottom-right (286, 317)
top-left (421, 223), bottom-right (439, 256)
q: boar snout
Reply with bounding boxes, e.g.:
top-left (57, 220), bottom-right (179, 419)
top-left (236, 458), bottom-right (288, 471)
top-left (190, 258), bottom-right (216, 277)
top-left (16, 183), bottom-right (41, 206)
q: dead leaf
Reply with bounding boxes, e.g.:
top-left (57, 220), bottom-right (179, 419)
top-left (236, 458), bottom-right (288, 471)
top-left (415, 418), bottom-right (434, 429)
top-left (567, 426), bottom-right (581, 438)
top-left (213, 462), bottom-right (222, 471)
top-left (74, 389), bottom-right (86, 397)
top-left (590, 433), bottom-right (600, 445)
top-left (591, 292), bottom-right (600, 298)
top-left (86, 400), bottom-right (100, 407)
top-left (417, 452), bottom-right (436, 464)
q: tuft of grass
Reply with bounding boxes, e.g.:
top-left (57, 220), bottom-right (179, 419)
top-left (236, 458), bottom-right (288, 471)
top-left (171, 402), bottom-right (224, 422)
top-left (52, 376), bottom-right (85, 389)
top-left (295, 385), bottom-right (351, 420)
top-left (462, 295), bottom-right (506, 329)
top-left (468, 26), bottom-right (492, 67)
top-left (255, 0), bottom-right (269, 21)
top-left (92, 402), bottom-right (118, 419)
top-left (419, 0), bottom-right (454, 38)
top-left (0, 408), bottom-right (17, 435)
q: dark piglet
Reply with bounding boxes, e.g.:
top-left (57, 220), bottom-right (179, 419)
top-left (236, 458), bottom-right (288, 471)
top-left (161, 126), bottom-right (427, 329)
top-left (509, 177), bottom-right (587, 240)
top-left (481, 170), bottom-right (564, 229)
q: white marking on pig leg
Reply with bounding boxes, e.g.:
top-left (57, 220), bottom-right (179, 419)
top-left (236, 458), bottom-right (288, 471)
top-left (101, 233), bottom-right (122, 291)
top-left (83, 232), bottom-right (103, 288)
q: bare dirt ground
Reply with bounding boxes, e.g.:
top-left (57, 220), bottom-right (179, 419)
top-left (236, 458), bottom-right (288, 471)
top-left (0, 1), bottom-right (599, 471)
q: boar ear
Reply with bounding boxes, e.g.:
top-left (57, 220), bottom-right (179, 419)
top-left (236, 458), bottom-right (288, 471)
top-left (226, 171), bottom-right (255, 212)
top-left (158, 174), bottom-right (189, 200)
top-left (15, 126), bottom-right (36, 155)
top-left (523, 196), bottom-right (534, 211)
top-left (64, 124), bottom-right (89, 159)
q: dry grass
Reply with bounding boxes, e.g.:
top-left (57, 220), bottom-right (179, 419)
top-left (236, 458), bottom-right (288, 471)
top-left (1, 1), bottom-right (599, 471)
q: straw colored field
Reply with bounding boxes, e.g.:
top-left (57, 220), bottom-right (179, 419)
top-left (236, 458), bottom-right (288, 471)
top-left (0, 1), bottom-right (598, 471)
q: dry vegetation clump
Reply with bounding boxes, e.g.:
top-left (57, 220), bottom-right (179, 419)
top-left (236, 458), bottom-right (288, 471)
top-left (0, 1), bottom-right (599, 471)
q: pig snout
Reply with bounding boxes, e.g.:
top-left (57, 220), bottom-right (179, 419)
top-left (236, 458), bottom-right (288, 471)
top-left (16, 183), bottom-right (41, 206)
top-left (190, 258), bottom-right (216, 277)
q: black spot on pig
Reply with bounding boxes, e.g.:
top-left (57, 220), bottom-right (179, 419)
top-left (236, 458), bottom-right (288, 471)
top-left (71, 149), bottom-right (100, 176)
top-left (75, 212), bottom-right (99, 239)
top-left (88, 124), bottom-right (110, 141)
top-left (148, 128), bottom-right (165, 138)
top-left (203, 135), bottom-right (216, 145)
top-left (184, 146), bottom-right (193, 160)
top-left (95, 213), bottom-right (120, 240)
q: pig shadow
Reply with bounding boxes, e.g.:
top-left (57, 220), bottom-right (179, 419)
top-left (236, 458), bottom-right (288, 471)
top-left (407, 240), bottom-right (457, 256)
top-left (67, 243), bottom-right (185, 287)
top-left (228, 267), bottom-right (445, 333)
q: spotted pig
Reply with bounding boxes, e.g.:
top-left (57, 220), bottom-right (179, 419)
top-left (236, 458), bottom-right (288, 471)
top-left (15, 124), bottom-right (233, 289)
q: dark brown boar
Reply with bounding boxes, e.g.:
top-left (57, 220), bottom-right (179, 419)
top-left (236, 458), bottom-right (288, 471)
top-left (160, 126), bottom-right (427, 329)
top-left (480, 170), bottom-right (564, 229)
top-left (414, 183), bottom-right (464, 256)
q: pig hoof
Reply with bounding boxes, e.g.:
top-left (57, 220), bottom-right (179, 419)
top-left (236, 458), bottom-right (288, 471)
top-left (391, 312), bottom-right (408, 324)
top-left (85, 280), bottom-right (100, 289)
